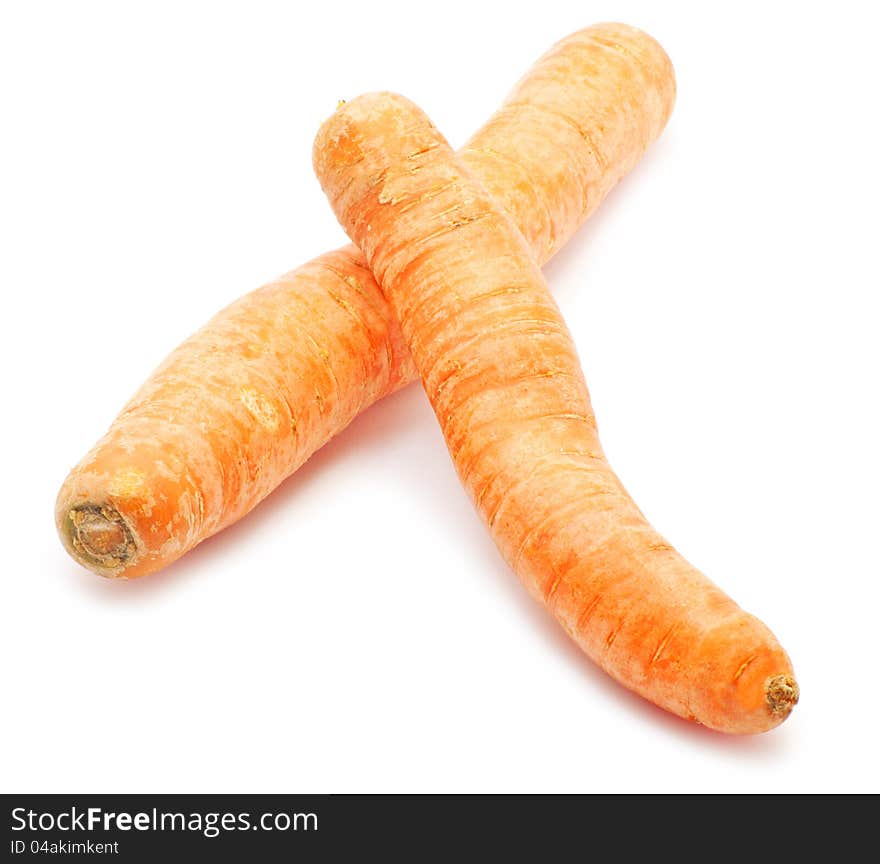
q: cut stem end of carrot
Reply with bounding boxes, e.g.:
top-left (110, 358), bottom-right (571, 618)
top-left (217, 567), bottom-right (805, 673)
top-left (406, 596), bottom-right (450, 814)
top-left (766, 673), bottom-right (799, 719)
top-left (64, 504), bottom-right (137, 577)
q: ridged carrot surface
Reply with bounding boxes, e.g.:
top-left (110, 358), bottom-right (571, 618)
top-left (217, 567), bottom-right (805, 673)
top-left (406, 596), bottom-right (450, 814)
top-left (313, 92), bottom-right (798, 734)
top-left (56, 24), bottom-right (675, 578)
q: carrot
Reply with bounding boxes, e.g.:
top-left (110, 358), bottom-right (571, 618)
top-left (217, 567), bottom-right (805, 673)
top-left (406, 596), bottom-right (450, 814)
top-left (312, 92), bottom-right (798, 735)
top-left (56, 23), bottom-right (675, 578)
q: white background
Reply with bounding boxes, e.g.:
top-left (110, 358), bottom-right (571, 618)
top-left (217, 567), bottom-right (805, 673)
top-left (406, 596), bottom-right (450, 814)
top-left (1, 1), bottom-right (878, 793)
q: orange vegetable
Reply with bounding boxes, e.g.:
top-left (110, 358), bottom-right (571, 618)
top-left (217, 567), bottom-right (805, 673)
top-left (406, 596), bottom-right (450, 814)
top-left (313, 92), bottom-right (798, 734)
top-left (56, 23), bottom-right (675, 578)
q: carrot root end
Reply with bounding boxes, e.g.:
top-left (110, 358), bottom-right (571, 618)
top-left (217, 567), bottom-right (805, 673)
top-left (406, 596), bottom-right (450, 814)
top-left (64, 504), bottom-right (137, 576)
top-left (765, 673), bottom-right (799, 719)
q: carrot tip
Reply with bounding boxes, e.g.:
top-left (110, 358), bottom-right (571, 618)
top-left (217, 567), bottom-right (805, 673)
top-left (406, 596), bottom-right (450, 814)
top-left (765, 673), bottom-right (799, 719)
top-left (64, 504), bottom-right (137, 576)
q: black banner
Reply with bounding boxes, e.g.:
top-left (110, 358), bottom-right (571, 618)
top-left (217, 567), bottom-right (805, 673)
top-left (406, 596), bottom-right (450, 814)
top-left (0, 793), bottom-right (865, 860)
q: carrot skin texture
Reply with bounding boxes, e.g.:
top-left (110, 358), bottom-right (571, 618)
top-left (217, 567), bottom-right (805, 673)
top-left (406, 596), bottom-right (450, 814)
top-left (313, 93), bottom-right (797, 735)
top-left (56, 24), bottom-right (676, 578)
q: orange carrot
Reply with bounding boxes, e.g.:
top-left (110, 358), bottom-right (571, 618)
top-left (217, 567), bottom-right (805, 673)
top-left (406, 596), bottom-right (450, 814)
top-left (56, 24), bottom-right (675, 578)
top-left (313, 92), bottom-right (798, 735)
